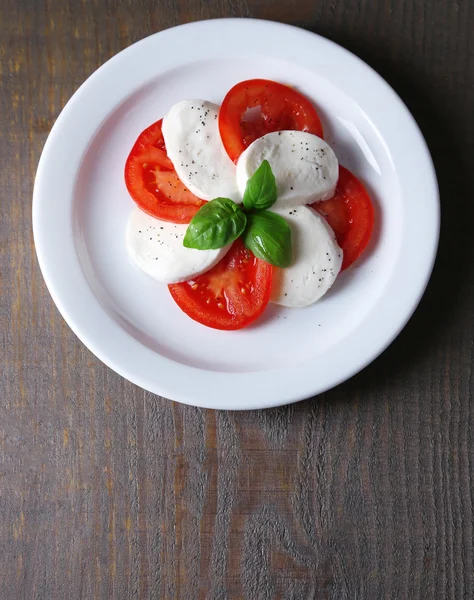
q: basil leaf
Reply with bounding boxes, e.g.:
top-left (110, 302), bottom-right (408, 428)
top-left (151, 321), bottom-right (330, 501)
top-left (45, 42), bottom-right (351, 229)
top-left (242, 160), bottom-right (278, 211)
top-left (183, 197), bottom-right (247, 250)
top-left (242, 211), bottom-right (292, 268)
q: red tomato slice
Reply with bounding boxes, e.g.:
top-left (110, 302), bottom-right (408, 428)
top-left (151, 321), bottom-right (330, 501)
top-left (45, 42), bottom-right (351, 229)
top-left (125, 119), bottom-right (205, 224)
top-left (219, 79), bottom-right (324, 163)
top-left (313, 166), bottom-right (374, 270)
top-left (168, 240), bottom-right (273, 330)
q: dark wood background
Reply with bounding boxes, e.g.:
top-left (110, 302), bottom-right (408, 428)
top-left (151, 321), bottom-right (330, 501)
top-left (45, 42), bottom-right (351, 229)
top-left (1, 0), bottom-right (473, 598)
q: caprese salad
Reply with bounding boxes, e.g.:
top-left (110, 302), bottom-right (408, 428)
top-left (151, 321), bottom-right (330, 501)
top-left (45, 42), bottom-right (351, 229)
top-left (124, 79), bottom-right (374, 330)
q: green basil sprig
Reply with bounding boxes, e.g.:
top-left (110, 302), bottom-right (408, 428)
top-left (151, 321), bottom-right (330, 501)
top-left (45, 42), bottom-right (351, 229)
top-left (183, 161), bottom-right (292, 268)
top-left (242, 211), bottom-right (292, 268)
top-left (242, 159), bottom-right (277, 211)
top-left (183, 197), bottom-right (247, 250)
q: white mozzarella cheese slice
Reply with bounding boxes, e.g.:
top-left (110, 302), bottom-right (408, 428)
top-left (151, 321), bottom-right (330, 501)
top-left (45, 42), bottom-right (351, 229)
top-left (162, 100), bottom-right (241, 202)
top-left (126, 208), bottom-right (230, 283)
top-left (270, 206), bottom-right (342, 307)
top-left (236, 130), bottom-right (338, 209)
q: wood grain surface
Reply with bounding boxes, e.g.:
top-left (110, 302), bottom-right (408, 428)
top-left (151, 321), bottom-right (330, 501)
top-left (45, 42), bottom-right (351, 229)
top-left (1, 0), bottom-right (474, 598)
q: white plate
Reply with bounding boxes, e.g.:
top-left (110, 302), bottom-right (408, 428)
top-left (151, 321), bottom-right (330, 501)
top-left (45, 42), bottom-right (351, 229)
top-left (33, 19), bottom-right (439, 410)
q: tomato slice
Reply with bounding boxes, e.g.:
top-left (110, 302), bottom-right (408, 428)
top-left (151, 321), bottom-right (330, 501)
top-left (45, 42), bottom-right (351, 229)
top-left (168, 240), bottom-right (273, 330)
top-left (219, 79), bottom-right (324, 163)
top-left (125, 119), bottom-right (205, 224)
top-left (313, 166), bottom-right (374, 270)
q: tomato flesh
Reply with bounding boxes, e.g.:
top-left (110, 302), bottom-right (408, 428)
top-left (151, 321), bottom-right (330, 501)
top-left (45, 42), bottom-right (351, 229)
top-left (219, 79), bottom-right (324, 163)
top-left (313, 166), bottom-right (374, 270)
top-left (168, 240), bottom-right (273, 330)
top-left (125, 119), bottom-right (205, 224)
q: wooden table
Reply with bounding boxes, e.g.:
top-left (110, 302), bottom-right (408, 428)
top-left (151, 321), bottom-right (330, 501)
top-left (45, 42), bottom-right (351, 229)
top-left (1, 1), bottom-right (473, 598)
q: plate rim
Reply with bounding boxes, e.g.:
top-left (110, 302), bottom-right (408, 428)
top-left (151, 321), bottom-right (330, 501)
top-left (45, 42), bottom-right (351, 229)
top-left (32, 18), bottom-right (440, 410)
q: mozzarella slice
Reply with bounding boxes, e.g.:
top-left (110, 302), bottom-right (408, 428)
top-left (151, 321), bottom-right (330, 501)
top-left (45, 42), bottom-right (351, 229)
top-left (270, 206), bottom-right (342, 307)
top-left (236, 131), bottom-right (338, 209)
top-left (162, 100), bottom-right (241, 202)
top-left (126, 208), bottom-right (230, 283)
